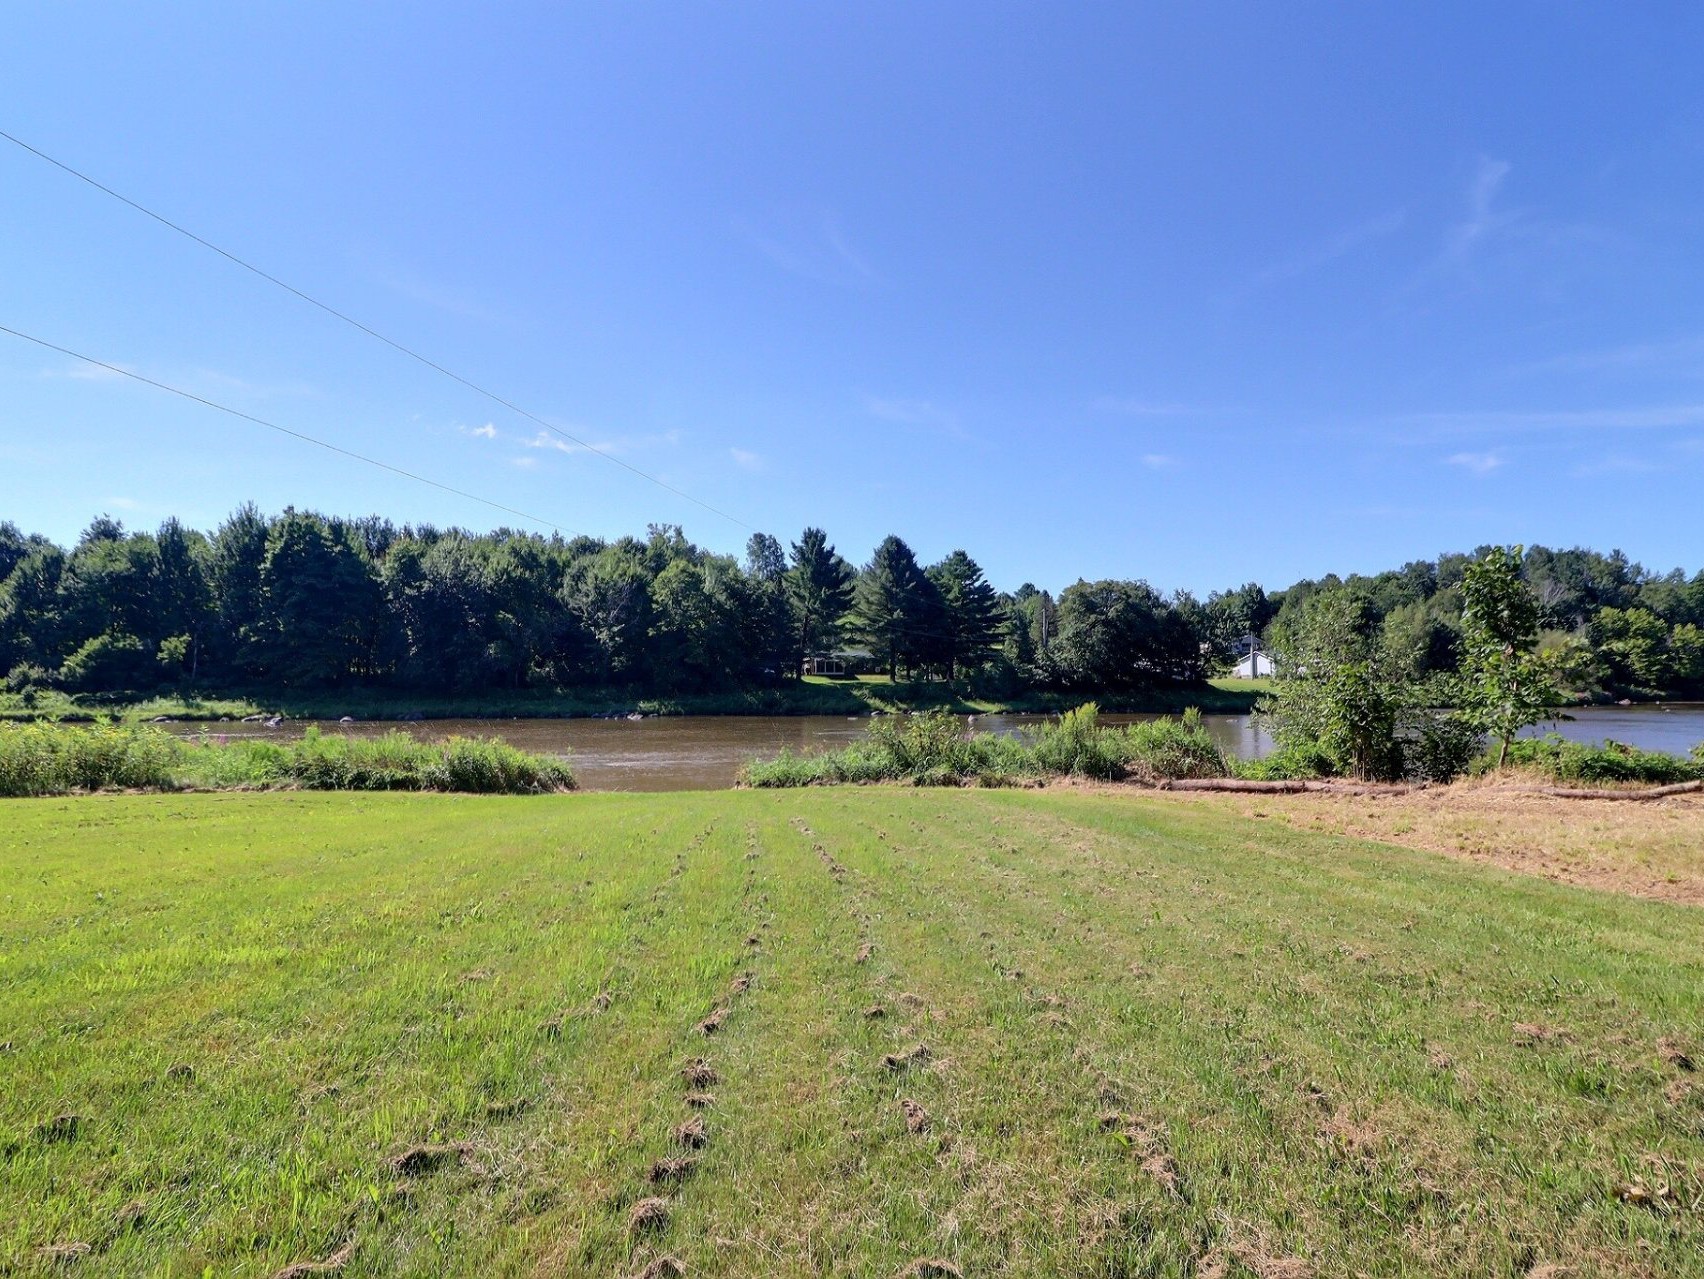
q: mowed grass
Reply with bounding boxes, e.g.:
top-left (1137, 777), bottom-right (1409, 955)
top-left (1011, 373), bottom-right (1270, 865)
top-left (1, 791), bottom-right (1701, 1277)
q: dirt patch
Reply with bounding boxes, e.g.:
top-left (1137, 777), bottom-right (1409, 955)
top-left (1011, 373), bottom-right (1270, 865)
top-left (896, 992), bottom-right (927, 1012)
top-left (484, 1097), bottom-right (530, 1120)
top-left (628, 1196), bottom-right (672, 1235)
top-left (855, 942), bottom-right (874, 964)
top-left (900, 1261), bottom-right (962, 1279)
top-left (697, 1006), bottom-right (729, 1035)
top-left (164, 1062), bottom-right (196, 1082)
top-left (681, 1059), bottom-right (719, 1089)
top-left (36, 1241), bottom-right (92, 1266)
top-left (1198, 1243), bottom-right (1314, 1279)
top-left (389, 1142), bottom-right (471, 1177)
top-left (883, 1043), bottom-right (932, 1072)
top-left (114, 1200), bottom-right (146, 1232)
top-left (1513, 1022), bottom-right (1568, 1046)
top-left (33, 1113), bottom-right (82, 1144)
top-left (270, 1240), bottom-right (354, 1278)
top-left (1140, 1151), bottom-right (1182, 1195)
top-left (647, 1156), bottom-right (698, 1185)
top-left (863, 1004), bottom-right (887, 1020)
top-left (1172, 786), bottom-right (1704, 907)
top-left (631, 1258), bottom-right (685, 1279)
top-left (1658, 1036), bottom-right (1696, 1071)
top-left (672, 1115), bottom-right (708, 1149)
top-left (683, 1091), bottom-right (716, 1109)
top-left (728, 972), bottom-right (752, 996)
top-left (900, 1098), bottom-right (931, 1133)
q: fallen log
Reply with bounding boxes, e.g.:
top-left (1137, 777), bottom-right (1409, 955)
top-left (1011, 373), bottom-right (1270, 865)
top-left (1153, 777), bottom-right (1702, 802)
top-left (1156, 778), bottom-right (1420, 796)
top-left (1493, 780), bottom-right (1703, 802)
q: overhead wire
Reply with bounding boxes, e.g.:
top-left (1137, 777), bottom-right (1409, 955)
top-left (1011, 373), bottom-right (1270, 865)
top-left (0, 323), bottom-right (579, 537)
top-left (0, 128), bottom-right (757, 532)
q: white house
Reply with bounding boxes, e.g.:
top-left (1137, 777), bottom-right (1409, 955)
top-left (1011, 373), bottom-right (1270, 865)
top-left (1232, 648), bottom-right (1277, 679)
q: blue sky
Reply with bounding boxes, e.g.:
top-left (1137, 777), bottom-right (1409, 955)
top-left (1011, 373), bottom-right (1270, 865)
top-left (4, 3), bottom-right (1703, 595)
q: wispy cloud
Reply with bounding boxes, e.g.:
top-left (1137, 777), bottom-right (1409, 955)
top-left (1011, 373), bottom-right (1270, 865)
top-left (740, 212), bottom-right (879, 289)
top-left (1407, 404), bottom-right (1704, 435)
top-left (1092, 397), bottom-right (1211, 417)
top-left (1139, 453), bottom-right (1178, 469)
top-left (456, 421), bottom-right (499, 440)
top-left (1570, 454), bottom-right (1657, 478)
top-left (1237, 209), bottom-right (1406, 296)
top-left (865, 396), bottom-right (968, 439)
top-left (729, 447), bottom-right (764, 472)
top-left (510, 455), bottom-right (538, 470)
top-left (1504, 334), bottom-right (1704, 378)
top-left (1445, 451), bottom-right (1505, 475)
top-left (522, 427), bottom-right (683, 457)
top-left (41, 361), bottom-right (135, 383)
top-left (1441, 156), bottom-right (1515, 264)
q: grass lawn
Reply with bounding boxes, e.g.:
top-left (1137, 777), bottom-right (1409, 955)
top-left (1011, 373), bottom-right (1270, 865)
top-left (2, 790), bottom-right (1701, 1277)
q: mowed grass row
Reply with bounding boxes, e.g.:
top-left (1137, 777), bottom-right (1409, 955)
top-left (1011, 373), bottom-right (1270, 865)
top-left (1, 791), bottom-right (1701, 1276)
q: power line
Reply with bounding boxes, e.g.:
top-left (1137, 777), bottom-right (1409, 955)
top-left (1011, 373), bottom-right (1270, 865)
top-left (0, 128), bottom-right (757, 533)
top-left (0, 323), bottom-right (579, 537)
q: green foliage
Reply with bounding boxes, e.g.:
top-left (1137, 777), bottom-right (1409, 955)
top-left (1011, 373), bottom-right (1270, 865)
top-left (1458, 545), bottom-right (1557, 768)
top-left (786, 527), bottom-right (855, 668)
top-left (1489, 734), bottom-right (1704, 785)
top-left (0, 722), bottom-right (573, 796)
top-left (742, 703), bottom-right (1228, 787)
top-left (851, 535), bottom-right (933, 680)
top-left (0, 720), bottom-right (182, 796)
top-left (1261, 592), bottom-right (1482, 782)
top-left (60, 632), bottom-right (151, 693)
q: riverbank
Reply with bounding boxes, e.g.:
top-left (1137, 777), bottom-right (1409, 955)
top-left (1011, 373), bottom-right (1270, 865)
top-left (0, 676), bottom-right (1271, 724)
top-left (3, 788), bottom-right (1699, 1276)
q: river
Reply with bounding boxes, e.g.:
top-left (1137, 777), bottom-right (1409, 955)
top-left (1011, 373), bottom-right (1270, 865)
top-left (167, 703), bottom-right (1704, 792)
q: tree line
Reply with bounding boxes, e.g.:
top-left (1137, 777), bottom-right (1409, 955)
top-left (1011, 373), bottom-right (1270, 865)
top-left (1, 508), bottom-right (1700, 702)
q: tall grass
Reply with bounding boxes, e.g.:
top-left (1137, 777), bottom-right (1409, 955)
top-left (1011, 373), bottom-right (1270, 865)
top-left (1487, 734), bottom-right (1704, 785)
top-left (0, 722), bottom-right (574, 796)
top-left (741, 704), bottom-right (1229, 787)
top-left (0, 720), bottom-right (181, 797)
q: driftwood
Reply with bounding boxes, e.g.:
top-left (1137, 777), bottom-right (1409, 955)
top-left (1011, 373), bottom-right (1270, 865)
top-left (1155, 777), bottom-right (1702, 802)
top-left (1493, 780), bottom-right (1703, 802)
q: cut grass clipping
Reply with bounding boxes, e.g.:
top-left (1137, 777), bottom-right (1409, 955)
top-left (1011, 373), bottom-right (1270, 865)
top-left (0, 720), bottom-right (573, 796)
top-left (2, 788), bottom-right (1700, 1275)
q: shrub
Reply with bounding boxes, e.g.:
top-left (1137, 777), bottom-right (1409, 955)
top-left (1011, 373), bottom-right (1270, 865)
top-left (1, 723), bottom-right (574, 797)
top-left (0, 721), bottom-right (183, 797)
top-left (1490, 735), bottom-right (1703, 786)
top-left (742, 704), bottom-right (1230, 788)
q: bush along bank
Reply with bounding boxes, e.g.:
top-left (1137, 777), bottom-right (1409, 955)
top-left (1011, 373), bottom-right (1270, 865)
top-left (740, 704), bottom-right (1231, 788)
top-left (0, 721), bottom-right (574, 798)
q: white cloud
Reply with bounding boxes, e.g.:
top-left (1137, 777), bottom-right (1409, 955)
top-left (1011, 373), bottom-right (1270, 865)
top-left (1140, 453), bottom-right (1178, 469)
top-left (471, 423), bottom-right (497, 439)
top-left (740, 211), bottom-right (878, 289)
top-left (1410, 405), bottom-right (1704, 434)
top-left (1442, 156), bottom-right (1514, 263)
top-left (1445, 451), bottom-right (1504, 475)
top-left (864, 396), bottom-right (968, 439)
top-left (1239, 209), bottom-right (1407, 294)
top-left (1093, 398), bottom-right (1204, 417)
top-left (522, 427), bottom-right (683, 457)
top-left (510, 455), bottom-right (538, 470)
top-left (729, 447), bottom-right (764, 472)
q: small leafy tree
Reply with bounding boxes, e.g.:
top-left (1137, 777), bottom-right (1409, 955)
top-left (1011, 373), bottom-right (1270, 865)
top-left (1459, 545), bottom-right (1556, 768)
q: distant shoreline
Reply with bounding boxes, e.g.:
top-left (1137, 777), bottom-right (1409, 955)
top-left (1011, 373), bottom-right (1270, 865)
top-left (0, 677), bottom-right (1272, 724)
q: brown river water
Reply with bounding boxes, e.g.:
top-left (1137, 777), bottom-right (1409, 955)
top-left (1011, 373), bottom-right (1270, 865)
top-left (164, 704), bottom-right (1704, 792)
